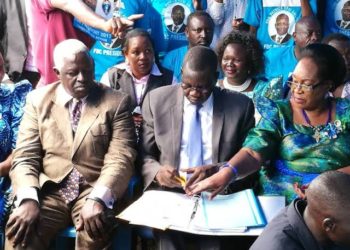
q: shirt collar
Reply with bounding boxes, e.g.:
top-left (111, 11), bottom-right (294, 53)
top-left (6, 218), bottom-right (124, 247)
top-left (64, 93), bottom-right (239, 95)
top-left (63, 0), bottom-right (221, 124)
top-left (57, 84), bottom-right (88, 106)
top-left (116, 62), bottom-right (163, 78)
top-left (278, 33), bottom-right (287, 39)
top-left (184, 93), bottom-right (213, 111)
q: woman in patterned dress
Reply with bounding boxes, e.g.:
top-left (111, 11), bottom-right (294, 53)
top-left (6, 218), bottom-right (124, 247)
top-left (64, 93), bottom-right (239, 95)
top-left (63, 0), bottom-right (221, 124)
top-left (185, 44), bottom-right (350, 204)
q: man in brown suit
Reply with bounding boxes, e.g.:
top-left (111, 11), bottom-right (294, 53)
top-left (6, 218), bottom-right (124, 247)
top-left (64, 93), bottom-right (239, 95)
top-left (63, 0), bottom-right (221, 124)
top-left (5, 39), bottom-right (136, 250)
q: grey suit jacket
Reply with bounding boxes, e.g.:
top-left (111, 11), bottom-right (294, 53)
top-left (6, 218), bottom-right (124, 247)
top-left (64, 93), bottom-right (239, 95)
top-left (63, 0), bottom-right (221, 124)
top-left (11, 82), bottom-right (137, 199)
top-left (141, 85), bottom-right (255, 189)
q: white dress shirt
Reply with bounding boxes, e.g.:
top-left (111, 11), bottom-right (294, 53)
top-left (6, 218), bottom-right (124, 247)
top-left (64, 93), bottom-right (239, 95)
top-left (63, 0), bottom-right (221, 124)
top-left (179, 94), bottom-right (213, 179)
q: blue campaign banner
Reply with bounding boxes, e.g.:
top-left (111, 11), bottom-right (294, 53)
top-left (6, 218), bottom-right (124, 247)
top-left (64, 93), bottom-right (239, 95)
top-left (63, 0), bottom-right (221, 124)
top-left (74, 0), bottom-right (117, 43)
top-left (73, 19), bottom-right (112, 43)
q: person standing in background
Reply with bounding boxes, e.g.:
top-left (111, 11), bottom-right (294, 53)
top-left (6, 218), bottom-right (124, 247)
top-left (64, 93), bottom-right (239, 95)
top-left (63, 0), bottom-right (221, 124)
top-left (162, 11), bottom-right (214, 83)
top-left (27, 0), bottom-right (141, 87)
top-left (0, 0), bottom-right (40, 86)
top-left (206, 0), bottom-right (248, 47)
top-left (119, 0), bottom-right (206, 58)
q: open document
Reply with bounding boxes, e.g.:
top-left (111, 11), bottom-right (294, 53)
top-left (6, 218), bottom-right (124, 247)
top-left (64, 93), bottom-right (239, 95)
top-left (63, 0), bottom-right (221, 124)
top-left (117, 189), bottom-right (271, 236)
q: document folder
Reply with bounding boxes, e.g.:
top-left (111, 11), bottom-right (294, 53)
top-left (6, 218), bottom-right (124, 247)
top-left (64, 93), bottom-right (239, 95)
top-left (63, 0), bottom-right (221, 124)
top-left (117, 189), bottom-right (267, 235)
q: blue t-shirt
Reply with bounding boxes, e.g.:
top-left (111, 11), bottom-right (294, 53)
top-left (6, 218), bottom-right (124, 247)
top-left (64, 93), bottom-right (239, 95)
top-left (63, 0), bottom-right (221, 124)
top-left (244, 0), bottom-right (317, 50)
top-left (90, 40), bottom-right (125, 81)
top-left (162, 46), bottom-right (188, 83)
top-left (76, 0), bottom-right (126, 81)
top-left (323, 0), bottom-right (350, 37)
top-left (264, 45), bottom-right (297, 86)
top-left (120, 0), bottom-right (206, 57)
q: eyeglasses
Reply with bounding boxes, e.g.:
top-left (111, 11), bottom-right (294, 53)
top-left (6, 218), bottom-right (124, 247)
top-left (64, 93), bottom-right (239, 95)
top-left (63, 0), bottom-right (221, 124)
top-left (287, 80), bottom-right (323, 92)
top-left (181, 83), bottom-right (212, 94)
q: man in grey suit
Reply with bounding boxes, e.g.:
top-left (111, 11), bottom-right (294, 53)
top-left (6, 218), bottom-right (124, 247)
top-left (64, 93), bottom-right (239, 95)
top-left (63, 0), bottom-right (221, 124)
top-left (141, 46), bottom-right (255, 250)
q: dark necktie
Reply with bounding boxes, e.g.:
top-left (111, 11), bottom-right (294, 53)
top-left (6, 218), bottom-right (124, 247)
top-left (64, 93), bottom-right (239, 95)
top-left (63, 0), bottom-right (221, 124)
top-left (59, 168), bottom-right (82, 204)
top-left (173, 25), bottom-right (178, 32)
top-left (59, 99), bottom-right (83, 204)
top-left (71, 99), bottom-right (82, 132)
top-left (187, 104), bottom-right (203, 179)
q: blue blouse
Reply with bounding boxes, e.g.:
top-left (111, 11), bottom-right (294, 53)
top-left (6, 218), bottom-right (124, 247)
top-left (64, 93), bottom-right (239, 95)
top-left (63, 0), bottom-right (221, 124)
top-left (0, 80), bottom-right (31, 161)
top-left (0, 80), bottom-right (31, 231)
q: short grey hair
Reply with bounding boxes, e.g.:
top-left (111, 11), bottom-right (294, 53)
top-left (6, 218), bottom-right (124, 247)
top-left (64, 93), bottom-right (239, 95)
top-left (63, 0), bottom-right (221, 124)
top-left (53, 39), bottom-right (89, 71)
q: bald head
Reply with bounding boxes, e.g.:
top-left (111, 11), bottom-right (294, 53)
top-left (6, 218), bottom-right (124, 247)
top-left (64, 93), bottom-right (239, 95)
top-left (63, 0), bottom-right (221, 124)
top-left (293, 16), bottom-right (321, 51)
top-left (182, 46), bottom-right (217, 74)
top-left (307, 171), bottom-right (350, 212)
top-left (181, 46), bottom-right (218, 104)
top-left (295, 16), bottom-right (320, 32)
top-left (305, 171), bottom-right (350, 247)
top-left (53, 39), bottom-right (91, 71)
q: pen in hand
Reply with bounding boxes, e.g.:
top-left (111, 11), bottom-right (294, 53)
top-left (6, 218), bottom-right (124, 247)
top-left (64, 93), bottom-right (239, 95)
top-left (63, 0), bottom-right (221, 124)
top-left (189, 194), bottom-right (200, 226)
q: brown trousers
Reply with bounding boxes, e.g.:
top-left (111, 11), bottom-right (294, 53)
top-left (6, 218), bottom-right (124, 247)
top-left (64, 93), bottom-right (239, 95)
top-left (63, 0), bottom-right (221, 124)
top-left (5, 183), bottom-right (115, 250)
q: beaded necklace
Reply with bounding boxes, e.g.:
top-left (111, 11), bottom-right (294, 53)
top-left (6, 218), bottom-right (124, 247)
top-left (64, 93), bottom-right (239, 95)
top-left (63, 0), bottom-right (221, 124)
top-left (301, 101), bottom-right (343, 142)
top-left (223, 77), bottom-right (252, 92)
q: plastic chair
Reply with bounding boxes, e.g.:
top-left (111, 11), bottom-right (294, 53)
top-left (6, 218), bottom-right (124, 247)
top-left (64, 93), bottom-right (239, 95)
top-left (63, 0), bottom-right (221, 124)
top-left (55, 223), bottom-right (131, 250)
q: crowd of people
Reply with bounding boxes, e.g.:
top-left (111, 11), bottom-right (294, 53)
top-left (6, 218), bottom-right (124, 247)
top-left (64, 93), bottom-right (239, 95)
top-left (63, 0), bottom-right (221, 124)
top-left (1, 0), bottom-right (350, 250)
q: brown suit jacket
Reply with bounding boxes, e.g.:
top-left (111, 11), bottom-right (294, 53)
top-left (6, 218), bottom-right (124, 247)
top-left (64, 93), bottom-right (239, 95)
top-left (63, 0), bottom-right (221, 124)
top-left (10, 82), bottom-right (137, 199)
top-left (141, 85), bottom-right (255, 189)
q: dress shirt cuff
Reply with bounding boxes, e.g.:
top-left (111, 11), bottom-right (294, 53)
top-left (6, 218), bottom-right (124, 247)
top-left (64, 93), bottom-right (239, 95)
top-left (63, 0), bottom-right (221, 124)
top-left (88, 186), bottom-right (115, 209)
top-left (15, 187), bottom-right (39, 207)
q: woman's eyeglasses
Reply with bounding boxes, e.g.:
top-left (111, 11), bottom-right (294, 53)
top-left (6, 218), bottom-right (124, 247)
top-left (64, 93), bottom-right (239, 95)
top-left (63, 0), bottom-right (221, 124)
top-left (287, 80), bottom-right (323, 92)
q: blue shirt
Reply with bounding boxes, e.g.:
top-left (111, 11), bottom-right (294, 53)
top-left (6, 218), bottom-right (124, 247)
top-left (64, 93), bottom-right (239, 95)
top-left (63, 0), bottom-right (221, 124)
top-left (244, 0), bottom-right (317, 50)
top-left (90, 40), bottom-right (125, 81)
top-left (323, 0), bottom-right (350, 37)
top-left (264, 45), bottom-right (297, 86)
top-left (0, 80), bottom-right (31, 161)
top-left (162, 46), bottom-right (189, 83)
